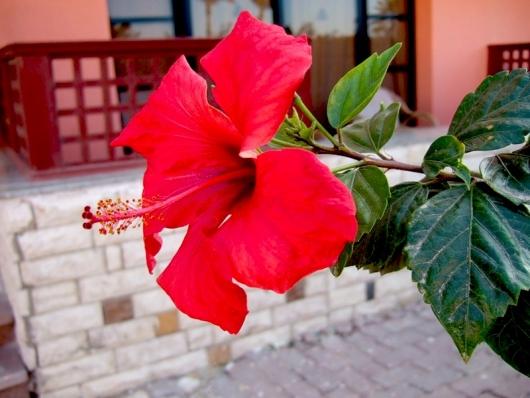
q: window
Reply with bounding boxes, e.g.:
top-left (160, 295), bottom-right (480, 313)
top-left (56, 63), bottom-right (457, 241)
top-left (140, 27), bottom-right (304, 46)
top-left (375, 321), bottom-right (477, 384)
top-left (108, 0), bottom-right (175, 38)
top-left (107, 0), bottom-right (416, 118)
top-left (363, 0), bottom-right (416, 110)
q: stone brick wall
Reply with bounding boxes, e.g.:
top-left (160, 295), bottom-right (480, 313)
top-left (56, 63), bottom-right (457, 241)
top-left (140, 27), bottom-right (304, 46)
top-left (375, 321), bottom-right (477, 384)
top-left (0, 138), bottom-right (482, 397)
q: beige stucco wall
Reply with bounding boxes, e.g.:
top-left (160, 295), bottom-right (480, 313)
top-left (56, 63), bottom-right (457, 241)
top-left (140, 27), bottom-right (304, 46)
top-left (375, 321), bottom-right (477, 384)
top-left (416, 0), bottom-right (530, 124)
top-left (0, 0), bottom-right (111, 48)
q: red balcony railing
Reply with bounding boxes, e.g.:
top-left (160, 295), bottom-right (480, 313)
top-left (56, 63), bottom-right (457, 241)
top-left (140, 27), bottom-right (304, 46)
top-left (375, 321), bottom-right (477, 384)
top-left (488, 43), bottom-right (530, 74)
top-left (0, 39), bottom-right (312, 176)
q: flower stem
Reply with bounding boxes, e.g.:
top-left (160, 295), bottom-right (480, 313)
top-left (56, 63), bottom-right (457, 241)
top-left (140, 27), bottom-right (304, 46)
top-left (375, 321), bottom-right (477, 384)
top-left (287, 96), bottom-right (480, 183)
top-left (270, 137), bottom-right (309, 148)
top-left (315, 144), bottom-right (478, 183)
top-left (332, 161), bottom-right (364, 174)
top-left (315, 144), bottom-right (424, 173)
top-left (375, 150), bottom-right (392, 161)
top-left (294, 93), bottom-right (339, 147)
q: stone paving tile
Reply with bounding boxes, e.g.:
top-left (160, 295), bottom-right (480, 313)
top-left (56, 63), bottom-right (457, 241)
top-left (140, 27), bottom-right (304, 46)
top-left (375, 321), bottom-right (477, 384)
top-left (347, 332), bottom-right (394, 358)
top-left (335, 368), bottom-right (375, 395)
top-left (410, 366), bottom-right (464, 393)
top-left (366, 383), bottom-right (425, 398)
top-left (325, 384), bottom-right (359, 398)
top-left (317, 346), bottom-right (385, 381)
top-left (304, 345), bottom-right (353, 371)
top-left (381, 327), bottom-right (426, 348)
top-left (320, 333), bottom-right (352, 350)
top-left (374, 344), bottom-right (427, 369)
top-left (296, 362), bottom-right (343, 394)
top-left (192, 375), bottom-right (248, 398)
top-left (370, 363), bottom-right (429, 390)
top-left (123, 391), bottom-right (150, 398)
top-left (281, 378), bottom-right (321, 398)
top-left (225, 360), bottom-right (291, 397)
top-left (145, 378), bottom-right (186, 398)
top-left (425, 386), bottom-right (466, 398)
top-left (411, 346), bottom-right (463, 372)
top-left (122, 301), bottom-right (530, 398)
top-left (252, 354), bottom-right (300, 386)
top-left (452, 363), bottom-right (530, 398)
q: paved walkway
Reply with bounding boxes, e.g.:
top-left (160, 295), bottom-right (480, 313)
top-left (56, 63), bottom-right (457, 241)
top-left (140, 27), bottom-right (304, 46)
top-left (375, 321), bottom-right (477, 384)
top-left (124, 301), bottom-right (530, 398)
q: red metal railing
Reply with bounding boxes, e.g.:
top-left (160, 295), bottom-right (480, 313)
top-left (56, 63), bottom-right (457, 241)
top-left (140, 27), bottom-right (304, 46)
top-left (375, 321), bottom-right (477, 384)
top-left (488, 43), bottom-right (530, 74)
top-left (0, 40), bottom-right (312, 175)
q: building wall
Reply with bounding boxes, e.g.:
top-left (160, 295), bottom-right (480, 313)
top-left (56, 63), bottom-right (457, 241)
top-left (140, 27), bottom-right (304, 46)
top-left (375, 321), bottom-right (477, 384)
top-left (416, 0), bottom-right (530, 124)
top-left (2, 1), bottom-right (529, 127)
top-left (0, 0), bottom-right (111, 48)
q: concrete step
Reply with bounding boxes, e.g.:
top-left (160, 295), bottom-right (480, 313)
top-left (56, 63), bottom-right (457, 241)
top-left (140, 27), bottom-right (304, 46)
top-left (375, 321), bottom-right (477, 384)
top-left (0, 297), bottom-right (14, 347)
top-left (0, 343), bottom-right (28, 398)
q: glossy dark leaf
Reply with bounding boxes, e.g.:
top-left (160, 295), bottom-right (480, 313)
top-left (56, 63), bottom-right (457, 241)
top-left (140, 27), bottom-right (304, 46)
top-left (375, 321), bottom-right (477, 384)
top-left (330, 243), bottom-right (353, 277)
top-left (341, 102), bottom-right (400, 153)
top-left (480, 145), bottom-right (530, 205)
top-left (327, 43), bottom-right (401, 128)
top-left (406, 184), bottom-right (530, 360)
top-left (348, 182), bottom-right (429, 274)
top-left (337, 166), bottom-right (390, 238)
top-left (449, 69), bottom-right (530, 152)
top-left (486, 289), bottom-right (530, 377)
top-left (422, 135), bottom-right (471, 187)
top-left (331, 166), bottom-right (391, 277)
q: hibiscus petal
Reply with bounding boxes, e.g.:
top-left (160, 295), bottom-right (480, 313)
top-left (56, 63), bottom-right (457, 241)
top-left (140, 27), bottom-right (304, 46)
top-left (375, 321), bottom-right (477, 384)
top-left (142, 172), bottom-right (251, 273)
top-left (113, 55), bottom-right (242, 170)
top-left (217, 149), bottom-right (358, 293)
top-left (157, 223), bottom-right (248, 334)
top-left (144, 231), bottom-right (161, 274)
top-left (140, 166), bottom-right (249, 236)
top-left (201, 11), bottom-right (312, 154)
top-left (113, 55), bottom-right (247, 229)
top-left (110, 56), bottom-right (251, 271)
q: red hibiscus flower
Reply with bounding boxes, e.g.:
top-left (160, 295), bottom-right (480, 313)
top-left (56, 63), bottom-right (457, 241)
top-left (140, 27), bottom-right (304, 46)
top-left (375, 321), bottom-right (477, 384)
top-left (83, 12), bottom-right (357, 333)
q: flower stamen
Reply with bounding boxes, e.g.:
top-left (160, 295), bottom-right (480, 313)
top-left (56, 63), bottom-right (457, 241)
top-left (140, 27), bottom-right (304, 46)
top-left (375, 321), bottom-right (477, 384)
top-left (82, 169), bottom-right (253, 235)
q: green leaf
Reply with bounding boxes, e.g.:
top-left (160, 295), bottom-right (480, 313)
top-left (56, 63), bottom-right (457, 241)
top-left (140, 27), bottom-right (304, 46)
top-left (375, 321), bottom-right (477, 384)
top-left (480, 145), bottom-right (530, 205)
top-left (486, 289), bottom-right (530, 377)
top-left (341, 102), bottom-right (400, 153)
top-left (448, 69), bottom-right (530, 152)
top-left (327, 43), bottom-right (401, 128)
top-left (331, 166), bottom-right (390, 277)
top-left (270, 110), bottom-right (311, 149)
top-left (337, 166), bottom-right (390, 238)
top-left (422, 136), bottom-right (465, 177)
top-left (406, 184), bottom-right (530, 361)
top-left (348, 182), bottom-right (430, 274)
top-left (422, 135), bottom-right (471, 187)
top-left (330, 243), bottom-right (353, 277)
top-left (453, 164), bottom-right (472, 189)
